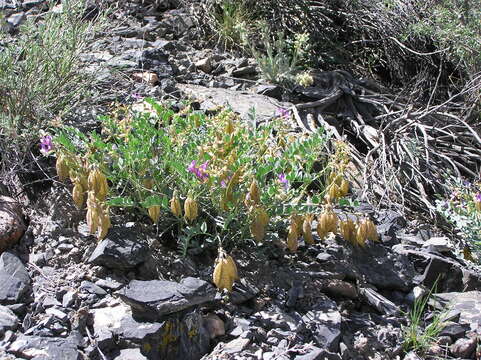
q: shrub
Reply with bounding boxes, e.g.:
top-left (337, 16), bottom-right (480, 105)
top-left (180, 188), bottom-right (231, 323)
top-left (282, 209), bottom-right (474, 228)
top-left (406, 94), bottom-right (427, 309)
top-left (240, 23), bottom-right (310, 86)
top-left (53, 100), bottom-right (331, 253)
top-left (435, 176), bottom-right (481, 255)
top-left (210, 0), bottom-right (251, 49)
top-left (0, 0), bottom-right (106, 175)
top-left (408, 0), bottom-right (481, 74)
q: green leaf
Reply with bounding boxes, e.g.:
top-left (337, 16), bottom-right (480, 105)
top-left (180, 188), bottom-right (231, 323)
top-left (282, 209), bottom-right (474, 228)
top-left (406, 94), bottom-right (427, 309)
top-left (107, 197), bottom-right (135, 207)
top-left (141, 194), bottom-right (164, 208)
top-left (338, 198), bottom-right (350, 207)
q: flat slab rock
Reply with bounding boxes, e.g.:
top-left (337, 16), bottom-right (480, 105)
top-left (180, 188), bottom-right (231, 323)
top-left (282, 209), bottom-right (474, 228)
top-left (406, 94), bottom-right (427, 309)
top-left (0, 251), bottom-right (31, 304)
top-left (394, 245), bottom-right (481, 292)
top-left (118, 277), bottom-right (216, 320)
top-left (87, 226), bottom-right (149, 270)
top-left (302, 296), bottom-right (341, 353)
top-left (433, 291), bottom-right (481, 333)
top-left (8, 334), bottom-right (80, 360)
top-left (178, 83), bottom-right (292, 122)
top-left (91, 302), bottom-right (210, 360)
top-left (0, 304), bottom-right (19, 335)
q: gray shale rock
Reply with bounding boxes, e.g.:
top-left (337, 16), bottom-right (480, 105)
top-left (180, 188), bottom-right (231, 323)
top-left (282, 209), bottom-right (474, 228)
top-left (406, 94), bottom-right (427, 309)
top-left (87, 226), bottom-right (149, 270)
top-left (450, 337), bottom-right (477, 358)
top-left (302, 296), bottom-right (341, 352)
top-left (0, 251), bottom-right (31, 304)
top-left (358, 287), bottom-right (400, 315)
top-left (114, 348), bottom-right (148, 360)
top-left (294, 345), bottom-right (341, 360)
top-left (395, 246), bottom-right (481, 292)
top-left (0, 304), bottom-right (19, 335)
top-left (91, 302), bottom-right (210, 360)
top-left (8, 334), bottom-right (80, 360)
top-left (432, 291), bottom-right (481, 333)
top-left (118, 277), bottom-right (216, 320)
top-left (177, 83), bottom-right (293, 123)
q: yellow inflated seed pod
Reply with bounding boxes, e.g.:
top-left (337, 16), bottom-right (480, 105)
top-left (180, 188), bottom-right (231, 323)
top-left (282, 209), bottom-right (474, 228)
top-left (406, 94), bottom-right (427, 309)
top-left (78, 173), bottom-right (88, 191)
top-left (328, 183), bottom-right (340, 200)
top-left (86, 201), bottom-right (99, 235)
top-left (225, 168), bottom-right (242, 202)
top-left (328, 171), bottom-right (337, 184)
top-left (143, 178), bottom-right (154, 190)
top-left (148, 205), bottom-right (161, 224)
top-left (257, 207), bottom-right (269, 227)
top-left (56, 155), bottom-right (70, 181)
top-left (291, 214), bottom-right (304, 236)
top-left (356, 220), bottom-right (368, 247)
top-left (184, 196), bottom-right (198, 222)
top-left (102, 205), bottom-right (111, 230)
top-left (170, 191), bottom-right (182, 217)
top-left (225, 255), bottom-right (239, 280)
top-left (248, 179), bottom-right (260, 205)
top-left (319, 205), bottom-right (338, 234)
top-left (225, 118), bottom-right (235, 134)
top-left (316, 216), bottom-right (328, 240)
top-left (340, 179), bottom-right (349, 196)
top-left (96, 173), bottom-right (109, 201)
top-left (365, 219), bottom-right (379, 242)
top-left (250, 216), bottom-right (266, 243)
top-left (287, 223), bottom-right (299, 252)
top-left (88, 168), bottom-right (101, 194)
top-left (97, 209), bottom-right (110, 241)
top-left (72, 181), bottom-right (85, 209)
top-left (339, 218), bottom-right (356, 244)
top-left (303, 214), bottom-right (314, 245)
top-left (213, 249), bottom-right (237, 292)
top-left (474, 197), bottom-right (481, 211)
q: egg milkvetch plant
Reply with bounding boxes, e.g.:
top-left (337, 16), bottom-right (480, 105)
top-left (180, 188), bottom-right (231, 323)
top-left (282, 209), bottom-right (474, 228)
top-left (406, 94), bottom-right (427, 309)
top-left (52, 98), bottom-right (331, 251)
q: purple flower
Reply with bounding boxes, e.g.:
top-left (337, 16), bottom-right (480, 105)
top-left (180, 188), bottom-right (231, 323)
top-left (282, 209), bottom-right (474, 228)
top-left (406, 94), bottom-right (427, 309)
top-left (131, 93), bottom-right (144, 100)
top-left (40, 135), bottom-right (53, 154)
top-left (276, 107), bottom-right (291, 119)
top-left (187, 160), bottom-right (209, 181)
top-left (475, 193), bottom-right (481, 202)
top-left (278, 173), bottom-right (289, 190)
top-left (220, 179), bottom-right (227, 188)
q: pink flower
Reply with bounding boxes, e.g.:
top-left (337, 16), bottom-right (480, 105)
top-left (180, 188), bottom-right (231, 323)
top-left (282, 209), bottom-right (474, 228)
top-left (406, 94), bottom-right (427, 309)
top-left (276, 108), bottom-right (291, 119)
top-left (278, 173), bottom-right (289, 190)
top-left (40, 135), bottom-right (53, 154)
top-left (187, 160), bottom-right (209, 181)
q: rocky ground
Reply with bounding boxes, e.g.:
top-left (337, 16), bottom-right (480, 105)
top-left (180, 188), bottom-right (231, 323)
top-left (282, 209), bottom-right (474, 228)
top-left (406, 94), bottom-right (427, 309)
top-left (1, 1), bottom-right (481, 359)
